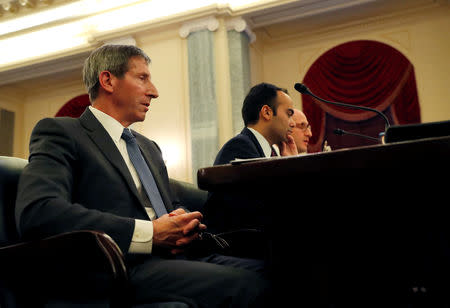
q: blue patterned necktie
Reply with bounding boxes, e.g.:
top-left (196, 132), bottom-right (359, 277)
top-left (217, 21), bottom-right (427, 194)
top-left (121, 128), bottom-right (168, 218)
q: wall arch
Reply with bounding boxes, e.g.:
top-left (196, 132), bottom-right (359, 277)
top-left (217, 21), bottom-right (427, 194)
top-left (55, 94), bottom-right (90, 118)
top-left (301, 40), bottom-right (421, 152)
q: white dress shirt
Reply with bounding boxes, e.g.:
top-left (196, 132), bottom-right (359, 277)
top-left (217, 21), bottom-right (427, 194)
top-left (89, 106), bottom-right (155, 254)
top-left (247, 127), bottom-right (278, 157)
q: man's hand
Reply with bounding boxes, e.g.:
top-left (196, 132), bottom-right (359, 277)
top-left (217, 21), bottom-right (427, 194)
top-left (152, 208), bottom-right (206, 254)
top-left (279, 135), bottom-right (298, 156)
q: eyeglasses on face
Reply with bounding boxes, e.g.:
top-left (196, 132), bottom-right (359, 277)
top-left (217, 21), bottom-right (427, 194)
top-left (295, 123), bottom-right (311, 132)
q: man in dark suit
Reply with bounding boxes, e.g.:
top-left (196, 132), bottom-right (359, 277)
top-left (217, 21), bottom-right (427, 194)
top-left (204, 83), bottom-right (297, 234)
top-left (214, 83), bottom-right (297, 165)
top-left (15, 45), bottom-right (269, 307)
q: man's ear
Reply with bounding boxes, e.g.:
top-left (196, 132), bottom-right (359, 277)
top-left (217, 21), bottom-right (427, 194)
top-left (260, 105), bottom-right (273, 121)
top-left (98, 71), bottom-right (114, 94)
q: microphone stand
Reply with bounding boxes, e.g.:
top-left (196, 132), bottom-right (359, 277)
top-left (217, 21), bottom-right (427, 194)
top-left (294, 83), bottom-right (390, 131)
top-left (333, 128), bottom-right (381, 143)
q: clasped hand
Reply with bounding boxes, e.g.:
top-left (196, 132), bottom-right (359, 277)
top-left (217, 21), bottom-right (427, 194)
top-left (152, 208), bottom-right (207, 254)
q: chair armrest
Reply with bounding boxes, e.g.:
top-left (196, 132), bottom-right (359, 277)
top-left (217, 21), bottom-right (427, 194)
top-left (0, 230), bottom-right (129, 307)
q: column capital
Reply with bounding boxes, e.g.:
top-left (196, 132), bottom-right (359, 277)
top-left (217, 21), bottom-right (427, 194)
top-left (179, 16), bottom-right (219, 38)
top-left (225, 17), bottom-right (255, 43)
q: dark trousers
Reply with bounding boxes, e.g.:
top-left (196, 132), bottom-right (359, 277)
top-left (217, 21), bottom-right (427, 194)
top-left (129, 253), bottom-right (270, 308)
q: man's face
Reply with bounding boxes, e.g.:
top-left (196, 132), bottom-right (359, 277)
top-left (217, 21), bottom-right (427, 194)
top-left (111, 56), bottom-right (159, 127)
top-left (270, 91), bottom-right (295, 144)
top-left (291, 109), bottom-right (312, 153)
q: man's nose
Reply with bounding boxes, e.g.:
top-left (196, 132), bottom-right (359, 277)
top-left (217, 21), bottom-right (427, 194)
top-left (148, 82), bottom-right (159, 99)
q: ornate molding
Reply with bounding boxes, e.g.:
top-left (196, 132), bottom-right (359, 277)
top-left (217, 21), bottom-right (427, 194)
top-left (179, 16), bottom-right (219, 38)
top-left (0, 0), bottom-right (53, 17)
top-left (225, 17), bottom-right (256, 43)
top-left (1, 0), bottom-right (19, 13)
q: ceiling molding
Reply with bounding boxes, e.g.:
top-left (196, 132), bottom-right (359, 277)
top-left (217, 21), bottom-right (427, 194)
top-left (0, 50), bottom-right (90, 86)
top-left (248, 0), bottom-right (442, 47)
top-left (0, 0), bottom-right (444, 86)
top-left (243, 0), bottom-right (378, 28)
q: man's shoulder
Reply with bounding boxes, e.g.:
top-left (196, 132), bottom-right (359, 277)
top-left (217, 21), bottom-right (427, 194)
top-left (214, 130), bottom-right (262, 165)
top-left (226, 131), bottom-right (254, 146)
top-left (38, 115), bottom-right (78, 124)
top-left (34, 116), bottom-right (80, 132)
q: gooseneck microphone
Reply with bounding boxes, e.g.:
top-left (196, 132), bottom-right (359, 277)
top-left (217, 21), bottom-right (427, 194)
top-left (333, 128), bottom-right (381, 143)
top-left (294, 83), bottom-right (390, 130)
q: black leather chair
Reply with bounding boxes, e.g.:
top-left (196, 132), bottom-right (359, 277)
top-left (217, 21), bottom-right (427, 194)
top-left (168, 178), bottom-right (207, 213)
top-left (0, 156), bottom-right (206, 308)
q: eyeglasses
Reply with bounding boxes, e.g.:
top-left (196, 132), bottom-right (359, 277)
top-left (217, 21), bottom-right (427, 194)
top-left (295, 123), bottom-right (311, 132)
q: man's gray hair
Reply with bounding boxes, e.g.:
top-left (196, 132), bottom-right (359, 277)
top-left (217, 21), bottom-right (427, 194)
top-left (82, 44), bottom-right (151, 102)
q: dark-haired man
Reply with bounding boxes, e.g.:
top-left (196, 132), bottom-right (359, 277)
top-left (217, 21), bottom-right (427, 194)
top-left (203, 82), bottom-right (296, 234)
top-left (15, 44), bottom-right (270, 307)
top-left (215, 83), bottom-right (297, 165)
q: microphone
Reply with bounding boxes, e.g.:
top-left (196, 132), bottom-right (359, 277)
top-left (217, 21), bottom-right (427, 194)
top-left (294, 83), bottom-right (390, 130)
top-left (333, 128), bottom-right (381, 143)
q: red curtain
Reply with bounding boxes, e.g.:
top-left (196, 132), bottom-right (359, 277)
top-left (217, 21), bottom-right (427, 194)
top-left (302, 40), bottom-right (421, 152)
top-left (55, 94), bottom-right (90, 118)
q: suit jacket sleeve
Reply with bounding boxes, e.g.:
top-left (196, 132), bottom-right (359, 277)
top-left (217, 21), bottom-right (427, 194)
top-left (15, 118), bottom-right (135, 253)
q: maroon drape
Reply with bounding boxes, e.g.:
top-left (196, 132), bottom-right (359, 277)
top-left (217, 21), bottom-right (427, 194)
top-left (302, 40), bottom-right (420, 152)
top-left (55, 94), bottom-right (90, 118)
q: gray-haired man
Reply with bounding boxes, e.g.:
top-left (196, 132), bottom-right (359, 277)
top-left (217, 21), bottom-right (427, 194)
top-left (16, 44), bottom-right (270, 307)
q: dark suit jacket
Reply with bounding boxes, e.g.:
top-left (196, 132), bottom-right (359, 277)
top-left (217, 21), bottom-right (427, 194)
top-left (15, 109), bottom-right (178, 255)
top-left (203, 127), bottom-right (272, 234)
top-left (213, 127), bottom-right (265, 165)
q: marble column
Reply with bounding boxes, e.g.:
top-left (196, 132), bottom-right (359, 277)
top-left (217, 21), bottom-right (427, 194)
top-left (226, 17), bottom-right (255, 135)
top-left (180, 17), bottom-right (219, 182)
top-left (180, 16), bottom-right (255, 181)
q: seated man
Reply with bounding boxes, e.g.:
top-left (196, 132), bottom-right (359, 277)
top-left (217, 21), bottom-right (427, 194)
top-left (291, 108), bottom-right (312, 154)
top-left (15, 44), bottom-right (270, 307)
top-left (214, 83), bottom-right (297, 165)
top-left (203, 82), bottom-right (296, 235)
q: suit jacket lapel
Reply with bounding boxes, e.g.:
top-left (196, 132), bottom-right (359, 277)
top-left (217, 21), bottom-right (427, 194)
top-left (78, 109), bottom-right (145, 210)
top-left (242, 127), bottom-right (266, 158)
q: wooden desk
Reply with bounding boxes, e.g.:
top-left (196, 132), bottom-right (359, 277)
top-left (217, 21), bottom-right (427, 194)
top-left (198, 135), bottom-right (450, 191)
top-left (198, 136), bottom-right (450, 302)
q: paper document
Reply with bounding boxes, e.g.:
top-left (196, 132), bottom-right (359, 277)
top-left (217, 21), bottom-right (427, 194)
top-left (230, 157), bottom-right (274, 165)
